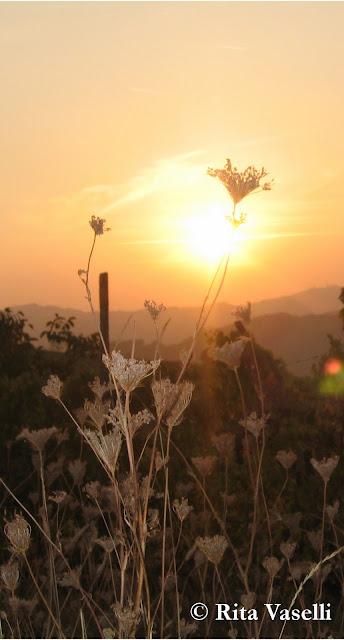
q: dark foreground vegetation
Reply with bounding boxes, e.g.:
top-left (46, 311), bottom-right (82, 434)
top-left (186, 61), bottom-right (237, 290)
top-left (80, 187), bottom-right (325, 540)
top-left (1, 300), bottom-right (344, 639)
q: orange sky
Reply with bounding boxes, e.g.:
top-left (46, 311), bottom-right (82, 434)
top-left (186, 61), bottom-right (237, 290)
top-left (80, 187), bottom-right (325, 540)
top-left (1, 2), bottom-right (343, 311)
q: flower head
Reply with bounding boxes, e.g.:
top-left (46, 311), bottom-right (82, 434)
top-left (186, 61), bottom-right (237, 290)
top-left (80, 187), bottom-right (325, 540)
top-left (211, 432), bottom-right (235, 459)
top-left (210, 337), bottom-right (249, 370)
top-left (152, 378), bottom-right (194, 428)
top-left (89, 215), bottom-right (109, 235)
top-left (276, 450), bottom-right (297, 470)
top-left (240, 412), bottom-right (268, 438)
top-left (173, 497), bottom-right (193, 523)
top-left (4, 514), bottom-right (31, 554)
top-left (42, 375), bottom-right (62, 400)
top-left (192, 455), bottom-right (217, 477)
top-left (196, 535), bottom-right (228, 565)
top-left (103, 351), bottom-right (160, 393)
top-left (1, 560), bottom-right (19, 592)
top-left (144, 299), bottom-right (166, 322)
top-left (16, 426), bottom-right (58, 452)
top-left (208, 159), bottom-right (272, 206)
top-left (280, 541), bottom-right (297, 561)
top-left (262, 556), bottom-right (283, 579)
top-left (310, 455), bottom-right (339, 484)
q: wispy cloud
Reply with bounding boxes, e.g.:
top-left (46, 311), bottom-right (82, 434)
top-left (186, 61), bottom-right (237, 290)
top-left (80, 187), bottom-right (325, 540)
top-left (74, 150), bottom-right (206, 215)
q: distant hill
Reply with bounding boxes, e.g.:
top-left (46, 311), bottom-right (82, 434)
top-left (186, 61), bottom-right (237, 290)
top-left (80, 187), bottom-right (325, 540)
top-left (9, 285), bottom-right (343, 375)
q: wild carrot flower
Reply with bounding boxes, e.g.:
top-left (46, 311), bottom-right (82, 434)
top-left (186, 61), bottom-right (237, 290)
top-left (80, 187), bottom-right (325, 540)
top-left (152, 378), bottom-right (194, 428)
top-left (233, 302), bottom-right (252, 325)
top-left (4, 514), bottom-right (31, 554)
top-left (144, 299), bottom-right (166, 321)
top-left (276, 450), bottom-right (297, 470)
top-left (103, 351), bottom-right (160, 393)
top-left (42, 374), bottom-right (62, 400)
top-left (84, 399), bottom-right (109, 429)
top-left (89, 215), bottom-right (109, 235)
top-left (262, 556), bottom-right (283, 579)
top-left (240, 412), bottom-right (268, 438)
top-left (16, 426), bottom-right (58, 452)
top-left (280, 541), bottom-right (297, 561)
top-left (112, 603), bottom-right (138, 639)
top-left (1, 560), bottom-right (19, 592)
top-left (173, 497), bottom-right (193, 523)
top-left (85, 427), bottom-right (122, 476)
top-left (68, 459), bottom-right (87, 485)
top-left (310, 455), bottom-right (339, 484)
top-left (196, 535), bottom-right (228, 565)
top-left (211, 432), bottom-right (235, 459)
top-left (59, 568), bottom-right (81, 590)
top-left (210, 337), bottom-right (249, 370)
top-left (192, 455), bottom-right (217, 477)
top-left (208, 159), bottom-right (272, 206)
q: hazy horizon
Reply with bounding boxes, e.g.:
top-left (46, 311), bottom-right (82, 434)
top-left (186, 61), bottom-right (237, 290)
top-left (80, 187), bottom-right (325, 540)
top-left (1, 2), bottom-right (344, 311)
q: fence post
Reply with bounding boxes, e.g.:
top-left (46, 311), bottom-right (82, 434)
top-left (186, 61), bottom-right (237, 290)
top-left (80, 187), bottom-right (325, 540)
top-left (99, 272), bottom-right (110, 353)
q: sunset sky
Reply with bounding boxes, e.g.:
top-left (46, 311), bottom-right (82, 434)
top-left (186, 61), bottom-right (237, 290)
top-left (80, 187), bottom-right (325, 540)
top-left (1, 2), bottom-right (343, 311)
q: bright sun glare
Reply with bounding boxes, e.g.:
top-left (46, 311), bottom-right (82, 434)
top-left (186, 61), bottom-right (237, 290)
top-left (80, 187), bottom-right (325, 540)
top-left (183, 204), bottom-right (246, 265)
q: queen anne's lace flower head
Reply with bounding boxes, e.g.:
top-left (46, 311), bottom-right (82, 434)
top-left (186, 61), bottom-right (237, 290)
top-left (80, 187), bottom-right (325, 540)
top-left (89, 215), bottom-right (109, 235)
top-left (152, 378), bottom-right (194, 429)
top-left (276, 450), bottom-right (297, 470)
top-left (173, 497), bottom-right (193, 523)
top-left (144, 299), bottom-right (166, 322)
top-left (85, 427), bottom-right (122, 476)
top-left (42, 375), bottom-right (62, 400)
top-left (210, 338), bottom-right (249, 370)
top-left (192, 455), bottom-right (217, 477)
top-left (1, 560), bottom-right (19, 592)
top-left (310, 455), bottom-right (339, 484)
top-left (196, 535), bottom-right (228, 565)
top-left (103, 351), bottom-right (160, 393)
top-left (16, 426), bottom-right (58, 452)
top-left (240, 412), bottom-right (268, 438)
top-left (208, 159), bottom-right (272, 206)
top-left (4, 515), bottom-right (31, 555)
top-left (262, 556), bottom-right (283, 579)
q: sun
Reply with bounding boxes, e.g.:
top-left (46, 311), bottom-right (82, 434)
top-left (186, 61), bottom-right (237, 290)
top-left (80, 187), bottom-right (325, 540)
top-left (183, 203), bottom-right (246, 265)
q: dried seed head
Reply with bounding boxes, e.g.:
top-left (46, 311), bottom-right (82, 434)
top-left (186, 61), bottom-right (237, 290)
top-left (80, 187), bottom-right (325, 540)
top-left (85, 427), bottom-right (122, 476)
top-left (192, 455), bottom-right (217, 477)
top-left (152, 378), bottom-right (194, 428)
top-left (1, 560), bottom-right (19, 592)
top-left (240, 412), bottom-right (268, 439)
top-left (173, 497), bottom-right (193, 523)
top-left (208, 159), bottom-right (272, 208)
top-left (103, 351), bottom-right (160, 393)
top-left (58, 568), bottom-right (81, 590)
top-left (16, 426), bottom-right (58, 452)
top-left (96, 537), bottom-right (116, 554)
top-left (276, 450), bottom-right (297, 470)
top-left (211, 432), bottom-right (235, 459)
top-left (144, 299), bottom-right (166, 322)
top-left (112, 603), bottom-right (138, 639)
top-left (42, 374), bottom-right (62, 400)
top-left (210, 337), bottom-right (249, 370)
top-left (310, 455), bottom-right (339, 484)
top-left (262, 556), bottom-right (283, 579)
top-left (4, 515), bottom-right (31, 554)
top-left (196, 535), bottom-right (228, 565)
top-left (89, 215), bottom-right (109, 235)
top-left (68, 459), bottom-right (87, 485)
top-left (280, 541), bottom-right (297, 561)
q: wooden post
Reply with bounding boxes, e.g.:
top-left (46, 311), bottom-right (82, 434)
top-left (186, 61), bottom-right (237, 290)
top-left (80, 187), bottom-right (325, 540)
top-left (99, 272), bottom-right (110, 353)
